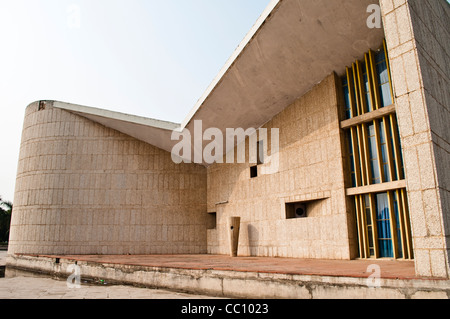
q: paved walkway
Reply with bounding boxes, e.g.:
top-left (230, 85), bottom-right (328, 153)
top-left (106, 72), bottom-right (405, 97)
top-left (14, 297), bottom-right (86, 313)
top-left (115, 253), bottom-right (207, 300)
top-left (2, 251), bottom-right (221, 299)
top-left (33, 254), bottom-right (418, 279)
top-left (0, 276), bottom-right (221, 299)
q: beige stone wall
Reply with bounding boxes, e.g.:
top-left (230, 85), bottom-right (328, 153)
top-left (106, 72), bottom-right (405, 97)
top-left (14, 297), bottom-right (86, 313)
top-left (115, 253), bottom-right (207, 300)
top-left (380, 0), bottom-right (450, 278)
top-left (9, 102), bottom-right (207, 255)
top-left (207, 74), bottom-right (354, 260)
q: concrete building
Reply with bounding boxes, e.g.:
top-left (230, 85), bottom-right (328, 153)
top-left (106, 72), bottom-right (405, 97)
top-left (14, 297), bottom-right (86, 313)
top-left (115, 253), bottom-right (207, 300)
top-left (7, 0), bottom-right (450, 284)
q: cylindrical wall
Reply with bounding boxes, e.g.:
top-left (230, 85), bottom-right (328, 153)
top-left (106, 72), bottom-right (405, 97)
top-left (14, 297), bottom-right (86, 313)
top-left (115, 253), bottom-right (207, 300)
top-left (9, 102), bottom-right (207, 255)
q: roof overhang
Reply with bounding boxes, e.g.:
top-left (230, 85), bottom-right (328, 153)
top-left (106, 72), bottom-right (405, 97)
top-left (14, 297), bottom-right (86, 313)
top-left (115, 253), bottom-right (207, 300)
top-left (50, 0), bottom-right (385, 165)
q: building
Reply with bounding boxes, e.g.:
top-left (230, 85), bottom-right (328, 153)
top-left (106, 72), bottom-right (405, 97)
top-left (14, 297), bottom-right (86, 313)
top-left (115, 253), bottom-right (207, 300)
top-left (7, 0), bottom-right (450, 281)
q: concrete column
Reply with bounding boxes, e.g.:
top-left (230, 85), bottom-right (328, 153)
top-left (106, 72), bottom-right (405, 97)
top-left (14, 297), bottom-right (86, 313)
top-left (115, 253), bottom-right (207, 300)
top-left (380, 0), bottom-right (450, 278)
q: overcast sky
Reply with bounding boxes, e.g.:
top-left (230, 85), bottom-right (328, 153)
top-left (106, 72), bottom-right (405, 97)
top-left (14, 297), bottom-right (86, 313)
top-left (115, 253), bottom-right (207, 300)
top-left (0, 0), bottom-right (270, 202)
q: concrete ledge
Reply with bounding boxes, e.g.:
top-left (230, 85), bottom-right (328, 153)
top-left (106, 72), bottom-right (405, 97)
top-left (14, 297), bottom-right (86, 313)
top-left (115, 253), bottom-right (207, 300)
top-left (6, 255), bottom-right (450, 299)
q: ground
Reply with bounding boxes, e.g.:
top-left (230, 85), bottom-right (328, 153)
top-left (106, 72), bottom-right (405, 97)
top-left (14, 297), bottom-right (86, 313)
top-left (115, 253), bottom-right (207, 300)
top-left (0, 276), bottom-right (220, 299)
top-left (0, 250), bottom-right (218, 299)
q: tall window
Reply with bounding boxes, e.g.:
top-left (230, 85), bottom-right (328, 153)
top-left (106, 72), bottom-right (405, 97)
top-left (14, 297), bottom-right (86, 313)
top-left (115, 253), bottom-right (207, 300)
top-left (340, 41), bottom-right (413, 260)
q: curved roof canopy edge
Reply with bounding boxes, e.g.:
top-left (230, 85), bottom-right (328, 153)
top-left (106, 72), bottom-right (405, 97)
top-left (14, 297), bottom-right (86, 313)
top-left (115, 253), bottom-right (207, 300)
top-left (46, 0), bottom-right (385, 165)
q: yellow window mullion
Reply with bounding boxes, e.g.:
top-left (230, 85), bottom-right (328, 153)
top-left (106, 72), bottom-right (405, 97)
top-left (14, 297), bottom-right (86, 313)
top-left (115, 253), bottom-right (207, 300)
top-left (383, 39), bottom-right (395, 104)
top-left (357, 125), bottom-right (369, 186)
top-left (350, 127), bottom-right (362, 187)
top-left (360, 123), bottom-right (372, 186)
top-left (387, 191), bottom-right (399, 259)
top-left (368, 50), bottom-right (382, 111)
top-left (355, 60), bottom-right (367, 115)
top-left (361, 195), bottom-right (371, 258)
top-left (368, 193), bottom-right (380, 258)
top-left (382, 116), bottom-right (396, 182)
top-left (359, 195), bottom-right (369, 258)
top-left (355, 196), bottom-right (366, 258)
top-left (389, 114), bottom-right (404, 180)
top-left (400, 189), bottom-right (414, 259)
top-left (373, 119), bottom-right (386, 183)
top-left (352, 63), bottom-right (362, 116)
top-left (395, 189), bottom-right (408, 259)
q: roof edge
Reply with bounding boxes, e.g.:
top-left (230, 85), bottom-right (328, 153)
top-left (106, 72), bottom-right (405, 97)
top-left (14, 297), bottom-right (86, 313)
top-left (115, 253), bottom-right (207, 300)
top-left (52, 101), bottom-right (180, 131)
top-left (179, 0), bottom-right (282, 129)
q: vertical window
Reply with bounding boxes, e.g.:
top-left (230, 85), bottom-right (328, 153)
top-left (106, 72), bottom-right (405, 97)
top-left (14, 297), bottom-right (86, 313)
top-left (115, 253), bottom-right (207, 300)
top-left (379, 120), bottom-right (391, 183)
top-left (364, 195), bottom-right (375, 257)
top-left (341, 41), bottom-right (413, 260)
top-left (386, 119), bottom-right (398, 181)
top-left (375, 193), bottom-right (393, 258)
top-left (393, 192), bottom-right (403, 258)
top-left (367, 124), bottom-right (381, 184)
top-left (348, 132), bottom-right (357, 187)
top-left (375, 48), bottom-right (393, 108)
top-left (342, 76), bottom-right (352, 119)
top-left (362, 62), bottom-right (373, 113)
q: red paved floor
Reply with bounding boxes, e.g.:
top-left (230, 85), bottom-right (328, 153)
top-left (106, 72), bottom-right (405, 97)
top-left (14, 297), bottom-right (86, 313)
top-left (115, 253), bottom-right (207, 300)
top-left (29, 254), bottom-right (420, 280)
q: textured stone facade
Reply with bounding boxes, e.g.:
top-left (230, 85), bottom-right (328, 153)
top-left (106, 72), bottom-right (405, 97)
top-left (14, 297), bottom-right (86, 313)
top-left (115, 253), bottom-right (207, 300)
top-left (9, 102), bottom-right (207, 255)
top-left (380, 0), bottom-right (450, 278)
top-left (206, 74), bottom-right (354, 260)
top-left (7, 0), bottom-right (450, 280)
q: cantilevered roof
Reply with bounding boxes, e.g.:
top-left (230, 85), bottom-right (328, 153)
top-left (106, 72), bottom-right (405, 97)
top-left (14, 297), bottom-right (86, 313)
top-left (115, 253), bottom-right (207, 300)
top-left (49, 0), bottom-right (385, 165)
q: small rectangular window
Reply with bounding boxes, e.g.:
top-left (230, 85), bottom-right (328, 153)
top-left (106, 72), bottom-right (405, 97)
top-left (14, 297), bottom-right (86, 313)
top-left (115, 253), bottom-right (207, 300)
top-left (250, 166), bottom-right (258, 178)
top-left (207, 212), bottom-right (217, 230)
top-left (285, 202), bottom-right (307, 219)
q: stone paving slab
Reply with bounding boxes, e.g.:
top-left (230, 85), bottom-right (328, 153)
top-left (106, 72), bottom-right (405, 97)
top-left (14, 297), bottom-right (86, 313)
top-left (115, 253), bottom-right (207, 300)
top-left (0, 276), bottom-right (221, 299)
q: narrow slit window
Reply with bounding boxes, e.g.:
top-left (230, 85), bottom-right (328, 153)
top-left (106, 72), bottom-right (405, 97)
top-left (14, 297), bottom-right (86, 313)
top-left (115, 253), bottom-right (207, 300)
top-left (250, 166), bottom-right (258, 178)
top-left (367, 124), bottom-right (381, 184)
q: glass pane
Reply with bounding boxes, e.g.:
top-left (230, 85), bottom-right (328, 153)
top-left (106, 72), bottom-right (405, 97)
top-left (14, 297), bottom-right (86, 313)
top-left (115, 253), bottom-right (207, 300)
top-left (368, 226), bottom-right (374, 256)
top-left (364, 195), bottom-right (372, 226)
top-left (362, 63), bottom-right (372, 112)
top-left (380, 83), bottom-right (392, 107)
top-left (375, 48), bottom-right (393, 108)
top-left (367, 124), bottom-right (381, 184)
top-left (342, 77), bottom-right (352, 119)
top-left (377, 61), bottom-right (390, 84)
top-left (348, 132), bottom-right (356, 187)
top-left (387, 119), bottom-right (399, 181)
top-left (376, 193), bottom-right (394, 258)
top-left (379, 121), bottom-right (391, 182)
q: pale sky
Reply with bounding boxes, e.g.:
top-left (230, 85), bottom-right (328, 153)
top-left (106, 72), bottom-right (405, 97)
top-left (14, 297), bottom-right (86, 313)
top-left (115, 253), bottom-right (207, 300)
top-left (0, 0), bottom-right (271, 202)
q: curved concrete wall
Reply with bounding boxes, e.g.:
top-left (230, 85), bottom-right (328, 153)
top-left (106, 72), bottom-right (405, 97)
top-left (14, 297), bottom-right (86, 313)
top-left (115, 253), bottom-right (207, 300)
top-left (9, 102), bottom-right (207, 255)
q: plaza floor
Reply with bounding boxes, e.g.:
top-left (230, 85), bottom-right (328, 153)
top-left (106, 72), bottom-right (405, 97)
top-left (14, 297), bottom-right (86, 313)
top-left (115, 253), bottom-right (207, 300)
top-left (32, 253), bottom-right (418, 280)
